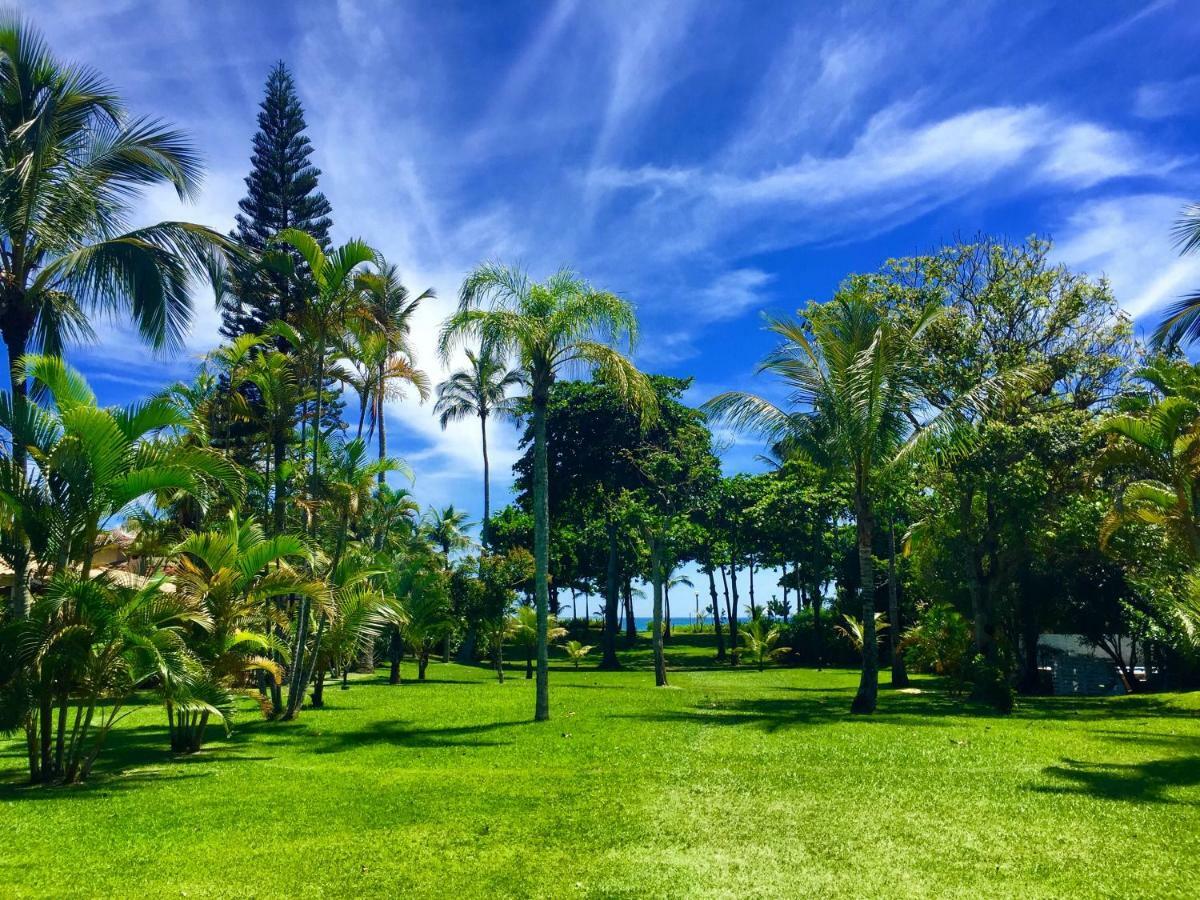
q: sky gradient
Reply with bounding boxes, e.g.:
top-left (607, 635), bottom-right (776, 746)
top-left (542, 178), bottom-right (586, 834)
top-left (11, 0), bottom-right (1200, 609)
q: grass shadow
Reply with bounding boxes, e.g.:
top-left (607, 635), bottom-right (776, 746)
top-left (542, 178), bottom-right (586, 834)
top-left (1032, 755), bottom-right (1200, 803)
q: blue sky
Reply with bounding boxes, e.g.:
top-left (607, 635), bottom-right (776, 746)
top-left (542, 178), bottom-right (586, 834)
top-left (13, 0), bottom-right (1200, 609)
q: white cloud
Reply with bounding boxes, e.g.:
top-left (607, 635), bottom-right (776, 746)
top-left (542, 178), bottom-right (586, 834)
top-left (1134, 76), bottom-right (1200, 120)
top-left (1054, 193), bottom-right (1200, 320)
top-left (594, 105), bottom-right (1168, 225)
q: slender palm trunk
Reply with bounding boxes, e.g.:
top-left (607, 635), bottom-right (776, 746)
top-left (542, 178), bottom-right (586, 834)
top-left (600, 520), bottom-right (621, 669)
top-left (651, 536), bottom-right (668, 687)
top-left (480, 412), bottom-right (491, 547)
top-left (532, 389), bottom-right (551, 721)
top-left (5, 330), bottom-right (30, 618)
top-left (284, 341), bottom-right (326, 720)
top-left (888, 517), bottom-right (909, 687)
top-left (851, 486), bottom-right (878, 714)
top-left (376, 390), bottom-right (388, 486)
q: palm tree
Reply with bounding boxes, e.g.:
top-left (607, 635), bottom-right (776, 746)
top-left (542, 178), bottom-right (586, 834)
top-left (1098, 359), bottom-right (1200, 558)
top-left (440, 263), bottom-right (655, 721)
top-left (1153, 203), bottom-right (1200, 346)
top-left (563, 640), bottom-right (593, 669)
top-left (510, 605), bottom-right (567, 679)
top-left (0, 355), bottom-right (242, 587)
top-left (739, 615), bottom-right (791, 671)
top-left (391, 557), bottom-right (452, 681)
top-left (0, 18), bottom-right (231, 615)
top-left (171, 510), bottom-right (324, 738)
top-left (1, 571), bottom-right (208, 783)
top-left (663, 568), bottom-right (693, 642)
top-left (434, 348), bottom-right (525, 544)
top-left (835, 612), bottom-right (890, 653)
top-left (239, 348), bottom-right (305, 534)
top-left (272, 231), bottom-right (376, 716)
top-left (422, 504), bottom-right (473, 559)
top-left (357, 262), bottom-right (434, 480)
top-left (705, 288), bottom-right (950, 713)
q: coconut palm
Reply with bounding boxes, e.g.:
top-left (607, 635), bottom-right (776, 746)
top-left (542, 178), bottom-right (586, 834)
top-left (835, 612), bottom-right (890, 652)
top-left (0, 18), bottom-right (232, 615)
top-left (563, 640), bottom-right (593, 669)
top-left (704, 287), bottom-right (951, 713)
top-left (422, 504), bottom-right (473, 560)
top-left (171, 510), bottom-right (324, 735)
top-left (510, 605), bottom-right (567, 680)
top-left (440, 263), bottom-right (655, 721)
top-left (739, 616), bottom-right (791, 671)
top-left (1153, 202), bottom-right (1200, 346)
top-left (1098, 359), bottom-right (1200, 559)
top-left (434, 348), bottom-right (525, 544)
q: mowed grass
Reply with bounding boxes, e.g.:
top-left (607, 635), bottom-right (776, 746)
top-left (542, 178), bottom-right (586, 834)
top-left (2, 635), bottom-right (1199, 899)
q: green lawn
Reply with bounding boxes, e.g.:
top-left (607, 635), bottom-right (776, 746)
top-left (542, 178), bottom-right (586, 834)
top-left (3, 635), bottom-right (1199, 899)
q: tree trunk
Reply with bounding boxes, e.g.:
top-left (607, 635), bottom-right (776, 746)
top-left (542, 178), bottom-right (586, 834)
top-left (651, 536), bottom-right (668, 687)
top-left (888, 518), bottom-right (909, 688)
top-left (311, 669), bottom-right (326, 708)
top-left (664, 582), bottom-right (672, 643)
top-left (600, 520), bottom-right (621, 669)
top-left (377, 390), bottom-right (388, 486)
top-left (5, 328), bottom-right (30, 619)
top-left (480, 412), bottom-right (491, 547)
top-left (526, 652), bottom-right (533, 679)
top-left (532, 391), bottom-right (551, 721)
top-left (389, 629), bottom-right (402, 684)
top-left (707, 565), bottom-right (726, 661)
top-left (418, 652), bottom-right (428, 681)
top-left (729, 560), bottom-right (740, 665)
top-left (624, 578), bottom-right (636, 641)
top-left (851, 489), bottom-right (878, 714)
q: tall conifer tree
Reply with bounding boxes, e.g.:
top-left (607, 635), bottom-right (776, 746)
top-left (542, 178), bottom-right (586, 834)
top-left (221, 62), bottom-right (333, 337)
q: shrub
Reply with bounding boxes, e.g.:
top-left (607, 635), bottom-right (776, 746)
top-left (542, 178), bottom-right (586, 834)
top-left (902, 603), bottom-right (973, 694)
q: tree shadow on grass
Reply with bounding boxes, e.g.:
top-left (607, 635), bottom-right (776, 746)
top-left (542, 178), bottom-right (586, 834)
top-left (1032, 756), bottom-right (1200, 804)
top-left (613, 689), bottom-right (978, 733)
top-left (298, 717), bottom-right (525, 753)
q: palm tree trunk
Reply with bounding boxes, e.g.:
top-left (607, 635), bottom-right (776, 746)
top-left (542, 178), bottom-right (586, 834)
top-left (888, 517), bottom-right (909, 687)
top-left (532, 390), bottom-right (551, 721)
top-left (389, 628), bottom-right (402, 684)
top-left (480, 412), bottom-right (491, 547)
top-left (651, 536), bottom-right (668, 687)
top-left (708, 564), bottom-right (726, 661)
top-left (376, 390), bottom-right (388, 486)
top-left (624, 578), bottom-right (636, 641)
top-left (851, 489), bottom-right (878, 714)
top-left (5, 330), bottom-right (30, 618)
top-left (600, 519), bottom-right (621, 669)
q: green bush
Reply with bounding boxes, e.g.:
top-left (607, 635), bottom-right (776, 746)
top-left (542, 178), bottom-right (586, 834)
top-left (902, 603), bottom-right (973, 693)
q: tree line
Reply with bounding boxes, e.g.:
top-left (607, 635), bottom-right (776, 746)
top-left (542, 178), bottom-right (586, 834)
top-left (3, 17), bottom-right (1200, 785)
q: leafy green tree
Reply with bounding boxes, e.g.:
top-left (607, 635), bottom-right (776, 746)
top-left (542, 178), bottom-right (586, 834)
top-left (441, 263), bottom-right (654, 721)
